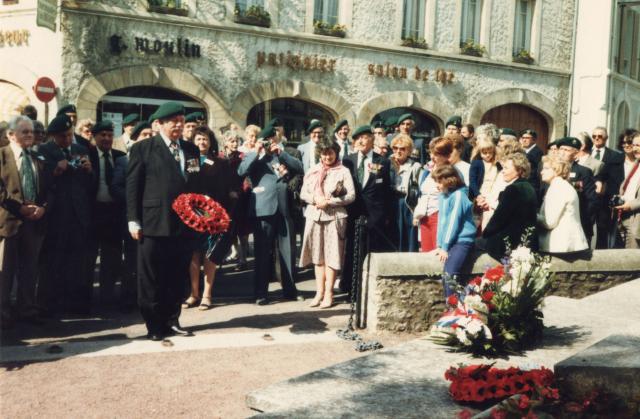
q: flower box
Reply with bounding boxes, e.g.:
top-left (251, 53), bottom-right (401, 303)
top-left (401, 37), bottom-right (428, 49)
top-left (460, 39), bottom-right (486, 57)
top-left (313, 21), bottom-right (346, 38)
top-left (234, 6), bottom-right (271, 28)
top-left (147, 0), bottom-right (188, 16)
top-left (513, 49), bottom-right (535, 65)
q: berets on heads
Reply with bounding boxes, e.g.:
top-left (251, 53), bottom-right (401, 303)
top-left (372, 120), bottom-right (385, 130)
top-left (56, 104), bottom-right (77, 116)
top-left (446, 115), bottom-right (462, 128)
top-left (259, 124), bottom-right (276, 139)
top-left (556, 137), bottom-right (581, 150)
top-left (47, 115), bottom-right (73, 134)
top-left (307, 120), bottom-right (324, 134)
top-left (131, 121), bottom-right (152, 140)
top-left (152, 101), bottom-right (185, 121)
top-left (185, 111), bottom-right (205, 123)
top-left (352, 125), bottom-right (373, 139)
top-left (268, 117), bottom-right (283, 127)
top-left (397, 113), bottom-right (415, 125)
top-left (520, 128), bottom-right (538, 139)
top-left (122, 113), bottom-right (139, 126)
top-left (500, 128), bottom-right (517, 137)
top-left (91, 120), bottom-right (114, 134)
top-left (333, 119), bottom-right (348, 133)
top-left (384, 116), bottom-right (398, 129)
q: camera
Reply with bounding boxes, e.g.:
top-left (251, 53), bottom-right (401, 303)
top-left (609, 195), bottom-right (625, 207)
top-left (68, 156), bottom-right (83, 169)
top-left (258, 138), bottom-right (273, 148)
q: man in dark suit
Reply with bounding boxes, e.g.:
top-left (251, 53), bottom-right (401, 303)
top-left (88, 121), bottom-right (128, 306)
top-left (341, 125), bottom-right (392, 294)
top-left (238, 124), bottom-right (304, 305)
top-left (520, 129), bottom-right (543, 197)
top-left (558, 137), bottom-right (599, 245)
top-left (127, 102), bottom-right (200, 340)
top-left (0, 116), bottom-right (51, 326)
top-left (334, 119), bottom-right (352, 161)
top-left (38, 115), bottom-right (95, 316)
top-left (56, 104), bottom-right (92, 150)
top-left (591, 126), bottom-right (625, 248)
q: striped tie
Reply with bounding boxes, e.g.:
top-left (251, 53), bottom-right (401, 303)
top-left (21, 151), bottom-right (37, 202)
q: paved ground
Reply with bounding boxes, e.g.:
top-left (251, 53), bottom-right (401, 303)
top-left (0, 263), bottom-right (417, 419)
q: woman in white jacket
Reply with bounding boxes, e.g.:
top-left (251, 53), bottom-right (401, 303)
top-left (538, 155), bottom-right (589, 253)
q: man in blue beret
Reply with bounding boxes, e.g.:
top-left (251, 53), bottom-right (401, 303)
top-left (38, 114), bottom-right (95, 317)
top-left (127, 101), bottom-right (201, 340)
top-left (238, 122), bottom-right (304, 305)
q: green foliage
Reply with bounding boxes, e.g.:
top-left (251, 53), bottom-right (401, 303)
top-left (313, 20), bottom-right (347, 38)
top-left (513, 49), bottom-right (535, 65)
top-left (460, 39), bottom-right (487, 57)
top-left (401, 37), bottom-right (428, 49)
top-left (234, 5), bottom-right (271, 27)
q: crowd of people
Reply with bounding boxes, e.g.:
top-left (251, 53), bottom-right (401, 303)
top-left (1, 101), bottom-right (639, 339)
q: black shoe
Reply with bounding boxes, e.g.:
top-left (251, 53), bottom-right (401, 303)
top-left (255, 298), bottom-right (269, 306)
top-left (168, 325), bottom-right (194, 337)
top-left (147, 333), bottom-right (163, 341)
top-left (284, 295), bottom-right (305, 302)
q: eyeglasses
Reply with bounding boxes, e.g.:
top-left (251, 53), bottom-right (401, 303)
top-left (622, 141), bottom-right (633, 146)
top-left (392, 146), bottom-right (407, 151)
top-left (592, 134), bottom-right (605, 139)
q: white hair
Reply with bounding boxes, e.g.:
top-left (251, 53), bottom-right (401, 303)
top-left (8, 115), bottom-right (33, 131)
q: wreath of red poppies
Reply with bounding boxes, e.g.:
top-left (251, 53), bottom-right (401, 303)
top-left (172, 193), bottom-right (231, 234)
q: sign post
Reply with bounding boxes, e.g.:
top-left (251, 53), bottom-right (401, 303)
top-left (33, 77), bottom-right (57, 127)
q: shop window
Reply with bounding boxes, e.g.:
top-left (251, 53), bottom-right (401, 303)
top-left (513, 0), bottom-right (533, 55)
top-left (460, 0), bottom-right (482, 45)
top-left (616, 2), bottom-right (640, 81)
top-left (401, 0), bottom-right (427, 47)
top-left (147, 0), bottom-right (189, 17)
top-left (234, 0), bottom-right (271, 27)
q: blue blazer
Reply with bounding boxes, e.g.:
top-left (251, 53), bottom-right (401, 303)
top-left (297, 141), bottom-right (316, 173)
top-left (469, 159), bottom-right (484, 199)
top-left (237, 150), bottom-right (303, 218)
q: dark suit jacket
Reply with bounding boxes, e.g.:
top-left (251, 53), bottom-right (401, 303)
top-left (0, 145), bottom-right (52, 237)
top-left (596, 147), bottom-right (624, 199)
top-left (89, 147), bottom-right (127, 202)
top-left (38, 141), bottom-right (94, 231)
top-left (469, 159), bottom-right (484, 199)
top-left (483, 178), bottom-right (539, 259)
top-left (126, 135), bottom-right (200, 237)
top-left (569, 161), bottom-right (598, 235)
top-left (343, 151), bottom-right (392, 230)
top-left (187, 154), bottom-right (234, 213)
top-left (526, 145), bottom-right (543, 198)
top-left (74, 133), bottom-right (92, 150)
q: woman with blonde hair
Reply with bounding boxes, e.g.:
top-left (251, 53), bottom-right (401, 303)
top-left (76, 118), bottom-right (94, 142)
top-left (537, 155), bottom-right (588, 253)
top-left (240, 124), bottom-right (260, 153)
top-left (390, 134), bottom-right (422, 251)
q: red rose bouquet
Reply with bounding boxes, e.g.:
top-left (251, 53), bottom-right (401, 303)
top-left (172, 193), bottom-right (231, 235)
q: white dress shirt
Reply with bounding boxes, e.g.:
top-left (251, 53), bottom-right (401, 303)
top-left (357, 149), bottom-right (374, 186)
top-left (96, 148), bottom-right (113, 203)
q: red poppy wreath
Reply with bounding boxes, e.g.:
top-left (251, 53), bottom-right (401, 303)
top-left (172, 193), bottom-right (231, 234)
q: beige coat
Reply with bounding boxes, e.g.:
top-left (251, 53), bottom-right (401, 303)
top-left (300, 163), bottom-right (355, 221)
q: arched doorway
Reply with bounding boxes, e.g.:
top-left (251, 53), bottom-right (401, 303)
top-left (481, 104), bottom-right (550, 149)
top-left (97, 86), bottom-right (206, 137)
top-left (0, 80), bottom-right (30, 122)
top-left (247, 98), bottom-right (335, 145)
top-left (372, 107), bottom-right (440, 139)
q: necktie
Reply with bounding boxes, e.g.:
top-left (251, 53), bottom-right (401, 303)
top-left (594, 149), bottom-right (601, 161)
top-left (21, 151), bottom-right (37, 202)
top-left (103, 152), bottom-right (114, 186)
top-left (357, 155), bottom-right (366, 184)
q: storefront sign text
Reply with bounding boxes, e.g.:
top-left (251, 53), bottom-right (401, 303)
top-left (257, 51), bottom-right (336, 73)
top-left (0, 30), bottom-right (30, 47)
top-left (109, 34), bottom-right (202, 58)
top-left (367, 62), bottom-right (455, 85)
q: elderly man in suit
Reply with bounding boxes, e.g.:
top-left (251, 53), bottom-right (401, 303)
top-left (614, 133), bottom-right (640, 248)
top-left (39, 114), bottom-right (95, 316)
top-left (238, 124), bottom-right (304, 305)
top-left (88, 121), bottom-right (128, 306)
top-left (298, 120), bottom-right (324, 173)
top-left (341, 125), bottom-right (392, 294)
top-left (127, 102), bottom-right (200, 340)
top-left (0, 116), bottom-right (51, 326)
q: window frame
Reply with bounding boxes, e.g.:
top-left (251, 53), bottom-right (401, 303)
top-left (460, 0), bottom-right (482, 45)
top-left (313, 0), bottom-right (339, 26)
top-left (401, 0), bottom-right (427, 41)
top-left (513, 0), bottom-right (534, 55)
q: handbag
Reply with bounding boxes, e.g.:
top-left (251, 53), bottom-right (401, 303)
top-left (331, 180), bottom-right (347, 198)
top-left (405, 173), bottom-right (420, 210)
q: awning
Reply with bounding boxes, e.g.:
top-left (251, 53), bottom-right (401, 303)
top-left (0, 80), bottom-right (30, 122)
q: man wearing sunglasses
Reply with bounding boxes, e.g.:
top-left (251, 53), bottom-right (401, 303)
top-left (591, 127), bottom-right (625, 248)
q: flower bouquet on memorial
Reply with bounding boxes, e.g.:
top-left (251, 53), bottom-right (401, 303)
top-left (429, 243), bottom-right (552, 356)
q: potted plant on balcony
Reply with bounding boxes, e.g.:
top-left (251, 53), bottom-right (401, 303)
top-left (147, 0), bottom-right (189, 17)
top-left (513, 49), bottom-right (535, 65)
top-left (401, 37), bottom-right (428, 49)
top-left (234, 4), bottom-right (271, 28)
top-left (460, 39), bottom-right (486, 57)
top-left (313, 21), bottom-right (346, 38)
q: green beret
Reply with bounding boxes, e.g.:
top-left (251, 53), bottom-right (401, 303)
top-left (56, 104), bottom-right (76, 116)
top-left (397, 113), bottom-right (415, 125)
top-left (500, 128), bottom-right (517, 137)
top-left (556, 137), bottom-right (581, 150)
top-left (384, 116), bottom-right (398, 128)
top-left (91, 120), bottom-right (114, 134)
top-left (352, 125), bottom-right (373, 139)
top-left (122, 113), bottom-right (139, 126)
top-left (333, 119), bottom-right (348, 133)
top-left (147, 113), bottom-right (156, 123)
top-left (185, 111), bottom-right (205, 123)
top-left (47, 115), bottom-right (73, 134)
top-left (446, 116), bottom-right (462, 128)
top-left (131, 121), bottom-right (152, 140)
top-left (259, 124), bottom-right (276, 140)
top-left (307, 120), bottom-right (324, 135)
top-left (520, 128), bottom-right (537, 139)
top-left (372, 120), bottom-right (385, 130)
top-left (268, 117), bottom-right (283, 127)
top-left (152, 101), bottom-right (185, 121)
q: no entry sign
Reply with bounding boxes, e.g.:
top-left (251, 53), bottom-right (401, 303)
top-left (33, 77), bottom-right (56, 103)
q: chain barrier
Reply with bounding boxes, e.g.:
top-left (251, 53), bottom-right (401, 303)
top-left (336, 216), bottom-right (383, 352)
